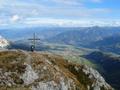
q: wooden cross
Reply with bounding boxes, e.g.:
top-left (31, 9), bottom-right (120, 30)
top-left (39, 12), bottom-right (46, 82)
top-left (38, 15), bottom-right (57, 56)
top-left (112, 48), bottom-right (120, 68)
top-left (28, 33), bottom-right (40, 52)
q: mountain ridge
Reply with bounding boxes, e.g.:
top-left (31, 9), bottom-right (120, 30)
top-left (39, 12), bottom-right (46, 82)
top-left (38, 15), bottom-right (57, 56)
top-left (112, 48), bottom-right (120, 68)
top-left (0, 50), bottom-right (113, 90)
top-left (84, 51), bottom-right (120, 90)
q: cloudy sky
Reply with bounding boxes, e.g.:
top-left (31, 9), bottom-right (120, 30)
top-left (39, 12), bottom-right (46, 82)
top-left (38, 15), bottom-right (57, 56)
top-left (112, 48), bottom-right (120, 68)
top-left (0, 0), bottom-right (120, 27)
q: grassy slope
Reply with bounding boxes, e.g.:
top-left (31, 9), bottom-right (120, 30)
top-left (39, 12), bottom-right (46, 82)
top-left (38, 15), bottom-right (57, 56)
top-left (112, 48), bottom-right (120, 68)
top-left (42, 43), bottom-right (97, 68)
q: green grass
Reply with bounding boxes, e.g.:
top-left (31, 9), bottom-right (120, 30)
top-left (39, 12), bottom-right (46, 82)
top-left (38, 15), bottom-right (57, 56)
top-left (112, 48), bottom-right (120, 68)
top-left (64, 55), bottom-right (96, 68)
top-left (43, 43), bottom-right (97, 68)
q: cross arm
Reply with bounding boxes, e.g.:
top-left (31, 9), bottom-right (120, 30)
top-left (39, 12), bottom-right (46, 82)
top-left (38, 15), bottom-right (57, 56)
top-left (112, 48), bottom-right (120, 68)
top-left (28, 39), bottom-right (40, 40)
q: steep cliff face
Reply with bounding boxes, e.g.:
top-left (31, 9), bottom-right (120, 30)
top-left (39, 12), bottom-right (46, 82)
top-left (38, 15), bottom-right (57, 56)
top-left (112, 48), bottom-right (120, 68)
top-left (0, 50), bottom-right (113, 90)
top-left (0, 35), bottom-right (9, 48)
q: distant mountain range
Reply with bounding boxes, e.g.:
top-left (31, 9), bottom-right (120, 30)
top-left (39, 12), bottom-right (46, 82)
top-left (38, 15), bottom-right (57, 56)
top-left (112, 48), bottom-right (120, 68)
top-left (0, 27), bottom-right (65, 40)
top-left (1, 26), bottom-right (120, 54)
top-left (47, 27), bottom-right (120, 47)
top-left (1, 27), bottom-right (120, 42)
top-left (87, 35), bottom-right (120, 54)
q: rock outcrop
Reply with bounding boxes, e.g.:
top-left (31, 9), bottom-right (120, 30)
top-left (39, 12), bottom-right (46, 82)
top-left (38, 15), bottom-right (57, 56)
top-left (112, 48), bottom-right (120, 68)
top-left (0, 35), bottom-right (9, 48)
top-left (0, 50), bottom-right (113, 90)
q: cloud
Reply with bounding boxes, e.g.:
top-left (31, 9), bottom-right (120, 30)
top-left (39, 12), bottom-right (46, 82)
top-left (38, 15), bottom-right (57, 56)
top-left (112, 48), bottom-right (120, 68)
top-left (22, 17), bottom-right (120, 27)
top-left (0, 0), bottom-right (108, 18)
top-left (10, 15), bottom-right (20, 22)
top-left (0, 0), bottom-right (118, 28)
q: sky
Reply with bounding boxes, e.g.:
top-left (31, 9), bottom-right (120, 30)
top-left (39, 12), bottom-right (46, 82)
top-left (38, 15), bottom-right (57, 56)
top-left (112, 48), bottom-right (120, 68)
top-left (0, 0), bottom-right (120, 27)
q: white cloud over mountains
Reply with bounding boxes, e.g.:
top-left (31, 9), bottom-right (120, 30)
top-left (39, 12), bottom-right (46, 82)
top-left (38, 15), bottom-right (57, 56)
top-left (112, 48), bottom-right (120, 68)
top-left (23, 18), bottom-right (120, 27)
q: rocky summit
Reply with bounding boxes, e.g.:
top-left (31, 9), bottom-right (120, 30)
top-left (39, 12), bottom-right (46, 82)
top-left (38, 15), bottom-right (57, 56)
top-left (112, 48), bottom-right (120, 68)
top-left (0, 50), bottom-right (113, 90)
top-left (0, 35), bottom-right (9, 48)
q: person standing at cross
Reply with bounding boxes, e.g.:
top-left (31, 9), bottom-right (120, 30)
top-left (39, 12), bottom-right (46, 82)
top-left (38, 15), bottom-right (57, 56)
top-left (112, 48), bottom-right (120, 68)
top-left (28, 33), bottom-right (40, 52)
top-left (31, 45), bottom-right (35, 52)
